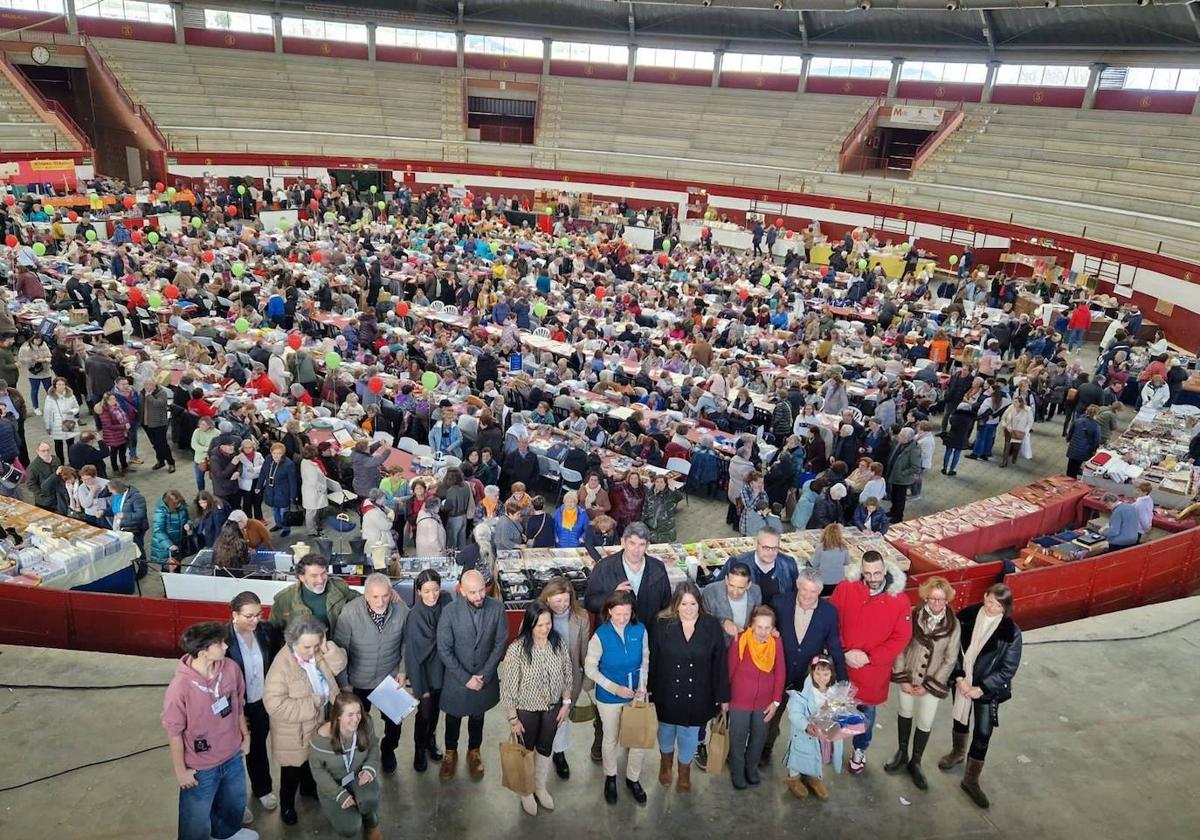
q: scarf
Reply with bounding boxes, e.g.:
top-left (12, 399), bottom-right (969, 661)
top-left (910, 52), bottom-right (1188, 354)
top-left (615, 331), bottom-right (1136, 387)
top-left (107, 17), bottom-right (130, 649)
top-left (368, 606), bottom-right (387, 632)
top-left (952, 611), bottom-right (1002, 725)
top-left (561, 507), bottom-right (578, 530)
top-left (309, 457), bottom-right (327, 476)
top-left (737, 628), bottom-right (776, 674)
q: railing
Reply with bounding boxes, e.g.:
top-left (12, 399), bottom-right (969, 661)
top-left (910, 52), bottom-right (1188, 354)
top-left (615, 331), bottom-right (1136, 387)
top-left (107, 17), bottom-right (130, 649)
top-left (78, 33), bottom-right (167, 150)
top-left (838, 93), bottom-right (886, 172)
top-left (0, 52), bottom-right (91, 151)
top-left (911, 100), bottom-right (966, 172)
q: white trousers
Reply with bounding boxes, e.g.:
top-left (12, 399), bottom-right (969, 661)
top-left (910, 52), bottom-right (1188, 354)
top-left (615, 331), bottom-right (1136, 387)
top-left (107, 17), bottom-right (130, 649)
top-left (897, 689), bottom-right (943, 732)
top-left (596, 700), bottom-right (646, 782)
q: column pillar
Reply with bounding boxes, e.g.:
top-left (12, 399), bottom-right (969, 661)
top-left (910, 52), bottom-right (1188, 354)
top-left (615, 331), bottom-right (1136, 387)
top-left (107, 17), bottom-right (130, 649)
top-left (170, 2), bottom-right (184, 45)
top-left (712, 48), bottom-right (723, 89)
top-left (1082, 62), bottom-right (1105, 110)
top-left (981, 60), bottom-right (1000, 104)
top-left (367, 23), bottom-right (376, 63)
top-left (798, 53), bottom-right (811, 94)
top-left (627, 45), bottom-right (636, 82)
top-left (542, 38), bottom-right (551, 77)
top-left (456, 30), bottom-right (465, 71)
top-left (65, 0), bottom-right (77, 35)
top-left (887, 57), bottom-right (902, 99)
top-left (272, 13), bottom-right (283, 54)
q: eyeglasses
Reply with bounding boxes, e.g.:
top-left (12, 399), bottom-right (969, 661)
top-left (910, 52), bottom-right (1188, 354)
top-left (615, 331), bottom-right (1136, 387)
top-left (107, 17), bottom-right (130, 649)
top-left (237, 611), bottom-right (262, 620)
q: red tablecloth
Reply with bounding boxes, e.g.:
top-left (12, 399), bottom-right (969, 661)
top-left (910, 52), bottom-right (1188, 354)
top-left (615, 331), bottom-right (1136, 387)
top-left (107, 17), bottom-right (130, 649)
top-left (936, 488), bottom-right (1088, 559)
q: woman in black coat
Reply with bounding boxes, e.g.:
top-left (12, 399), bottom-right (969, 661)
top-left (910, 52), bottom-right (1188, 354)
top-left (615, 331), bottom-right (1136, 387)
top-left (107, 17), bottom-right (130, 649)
top-left (648, 581), bottom-right (730, 791)
top-left (942, 401), bottom-right (976, 476)
top-left (938, 583), bottom-right (1022, 810)
top-left (404, 569), bottom-right (451, 772)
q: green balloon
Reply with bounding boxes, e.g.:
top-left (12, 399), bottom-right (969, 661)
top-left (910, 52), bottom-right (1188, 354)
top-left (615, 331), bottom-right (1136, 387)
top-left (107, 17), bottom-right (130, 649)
top-left (166, 187), bottom-right (176, 199)
top-left (147, 292), bottom-right (163, 308)
top-left (663, 239), bottom-right (672, 251)
top-left (559, 237), bottom-right (569, 248)
top-left (279, 219), bottom-right (290, 230)
top-left (235, 317), bottom-right (249, 333)
top-left (900, 242), bottom-right (911, 252)
top-left (324, 211), bottom-right (336, 222)
top-left (760, 274), bottom-right (771, 287)
top-left (857, 259), bottom-right (868, 270)
top-left (325, 351), bottom-right (341, 370)
top-left (147, 231), bottom-right (160, 244)
top-left (369, 185), bottom-right (378, 194)
top-left (85, 229), bottom-right (97, 242)
top-left (231, 261), bottom-right (245, 277)
top-left (191, 216), bottom-right (202, 229)
top-left (949, 255), bottom-right (959, 265)
top-left (377, 201), bottom-right (386, 211)
top-left (421, 371), bottom-right (439, 391)
top-left (533, 301), bottom-right (547, 318)
top-left (388, 216), bottom-right (397, 225)
top-left (236, 185), bottom-right (246, 196)
top-left (32, 242), bottom-right (45, 256)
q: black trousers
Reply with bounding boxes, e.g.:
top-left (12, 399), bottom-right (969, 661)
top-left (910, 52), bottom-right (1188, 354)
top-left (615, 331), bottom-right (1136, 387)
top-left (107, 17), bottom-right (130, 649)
top-left (241, 487), bottom-right (264, 520)
top-left (108, 442), bottom-right (128, 473)
top-left (279, 762), bottom-right (316, 809)
top-left (889, 482), bottom-right (909, 523)
top-left (244, 699), bottom-right (273, 797)
top-left (444, 713), bottom-right (485, 751)
top-left (352, 686), bottom-right (403, 754)
top-left (516, 706), bottom-right (561, 758)
top-left (952, 698), bottom-right (994, 761)
top-left (145, 424), bottom-right (174, 466)
top-left (1066, 457), bottom-right (1084, 479)
top-left (52, 438), bottom-right (71, 465)
top-left (412, 689), bottom-right (440, 749)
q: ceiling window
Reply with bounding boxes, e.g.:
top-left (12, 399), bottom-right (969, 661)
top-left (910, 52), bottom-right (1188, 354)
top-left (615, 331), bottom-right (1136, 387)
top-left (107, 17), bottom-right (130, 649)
top-left (464, 35), bottom-right (543, 58)
top-left (550, 41), bottom-right (629, 65)
top-left (77, 0), bottom-right (173, 24)
top-left (203, 9), bottom-right (272, 35)
top-left (376, 27), bottom-right (456, 51)
top-left (900, 62), bottom-right (987, 84)
top-left (722, 53), bottom-right (803, 75)
top-left (635, 48), bottom-right (715, 70)
top-left (281, 17), bottom-right (368, 43)
top-left (1122, 67), bottom-right (1200, 92)
top-left (809, 58), bottom-right (891, 79)
top-left (995, 64), bottom-right (1090, 87)
top-left (0, 0), bottom-right (66, 12)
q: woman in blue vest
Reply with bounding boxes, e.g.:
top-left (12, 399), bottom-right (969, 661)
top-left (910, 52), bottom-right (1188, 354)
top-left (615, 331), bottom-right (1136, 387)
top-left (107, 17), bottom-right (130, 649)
top-left (583, 589), bottom-right (650, 806)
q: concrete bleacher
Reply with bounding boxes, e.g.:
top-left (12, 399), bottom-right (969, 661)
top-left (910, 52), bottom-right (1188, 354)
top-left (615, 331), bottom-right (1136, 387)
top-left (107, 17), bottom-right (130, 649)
top-left (0, 72), bottom-right (80, 153)
top-left (92, 38), bottom-right (464, 159)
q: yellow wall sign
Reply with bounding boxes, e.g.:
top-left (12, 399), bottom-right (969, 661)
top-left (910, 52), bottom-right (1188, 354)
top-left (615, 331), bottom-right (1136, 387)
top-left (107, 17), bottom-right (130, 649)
top-left (30, 159), bottom-right (76, 171)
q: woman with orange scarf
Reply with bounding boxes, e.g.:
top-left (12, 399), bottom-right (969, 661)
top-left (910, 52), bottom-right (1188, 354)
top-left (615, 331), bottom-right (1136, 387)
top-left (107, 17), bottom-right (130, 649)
top-left (726, 605), bottom-right (786, 789)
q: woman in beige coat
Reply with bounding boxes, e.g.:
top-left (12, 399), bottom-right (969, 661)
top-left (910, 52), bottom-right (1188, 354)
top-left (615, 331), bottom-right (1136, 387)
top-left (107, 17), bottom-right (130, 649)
top-left (884, 576), bottom-right (961, 791)
top-left (537, 576), bottom-right (591, 780)
top-left (263, 615), bottom-right (348, 826)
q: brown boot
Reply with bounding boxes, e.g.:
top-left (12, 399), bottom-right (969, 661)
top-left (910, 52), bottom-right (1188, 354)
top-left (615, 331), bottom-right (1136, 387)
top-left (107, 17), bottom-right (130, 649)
top-left (676, 761), bottom-right (691, 793)
top-left (960, 757), bottom-right (990, 808)
top-left (786, 776), bottom-right (808, 800)
top-left (938, 729), bottom-right (969, 771)
top-left (364, 827), bottom-right (383, 840)
top-left (439, 749), bottom-right (457, 781)
top-left (658, 752), bottom-right (674, 785)
top-left (804, 774), bottom-right (829, 801)
top-left (467, 748), bottom-right (485, 780)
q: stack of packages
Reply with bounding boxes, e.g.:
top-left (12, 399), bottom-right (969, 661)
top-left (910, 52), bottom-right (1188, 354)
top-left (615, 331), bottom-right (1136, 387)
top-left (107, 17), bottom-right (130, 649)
top-left (0, 496), bottom-right (133, 587)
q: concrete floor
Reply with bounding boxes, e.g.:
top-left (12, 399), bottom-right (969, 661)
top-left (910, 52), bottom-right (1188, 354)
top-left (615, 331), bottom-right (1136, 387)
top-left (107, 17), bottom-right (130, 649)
top-left (2, 595), bottom-right (1197, 839)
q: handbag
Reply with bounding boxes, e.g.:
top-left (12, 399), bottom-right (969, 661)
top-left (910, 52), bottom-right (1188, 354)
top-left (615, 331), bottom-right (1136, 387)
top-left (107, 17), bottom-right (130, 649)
top-left (498, 734), bottom-right (535, 796)
top-left (568, 692), bottom-right (596, 724)
top-left (1008, 429), bottom-right (1026, 442)
top-left (706, 712), bottom-right (730, 775)
top-left (618, 699), bottom-right (658, 750)
top-left (61, 418), bottom-right (77, 433)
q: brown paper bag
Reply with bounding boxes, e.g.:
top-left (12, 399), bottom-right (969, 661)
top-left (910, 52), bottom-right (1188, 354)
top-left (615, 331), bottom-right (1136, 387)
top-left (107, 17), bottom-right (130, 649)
top-left (706, 713), bottom-right (730, 775)
top-left (618, 699), bottom-right (659, 750)
top-left (498, 734), bottom-right (535, 795)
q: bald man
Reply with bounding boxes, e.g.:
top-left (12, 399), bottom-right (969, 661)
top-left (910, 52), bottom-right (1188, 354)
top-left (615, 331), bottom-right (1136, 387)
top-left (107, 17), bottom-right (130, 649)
top-left (436, 569), bottom-right (507, 781)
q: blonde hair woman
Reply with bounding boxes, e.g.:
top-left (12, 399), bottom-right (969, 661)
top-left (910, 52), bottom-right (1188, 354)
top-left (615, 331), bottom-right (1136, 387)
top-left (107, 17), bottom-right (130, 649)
top-left (810, 523), bottom-right (849, 596)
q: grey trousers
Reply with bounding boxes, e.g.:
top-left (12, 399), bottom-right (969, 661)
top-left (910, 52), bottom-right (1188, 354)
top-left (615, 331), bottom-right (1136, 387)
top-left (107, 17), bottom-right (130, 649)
top-left (728, 708), bottom-right (769, 782)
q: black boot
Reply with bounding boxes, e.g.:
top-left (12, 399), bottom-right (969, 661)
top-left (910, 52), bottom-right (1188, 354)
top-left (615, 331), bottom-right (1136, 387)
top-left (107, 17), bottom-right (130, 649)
top-left (625, 778), bottom-right (647, 805)
top-left (884, 715), bottom-right (912, 773)
top-left (604, 775), bottom-right (618, 804)
top-left (694, 743), bottom-right (708, 771)
top-left (908, 729), bottom-right (930, 791)
top-left (427, 735), bottom-right (443, 762)
top-left (553, 751), bottom-right (570, 780)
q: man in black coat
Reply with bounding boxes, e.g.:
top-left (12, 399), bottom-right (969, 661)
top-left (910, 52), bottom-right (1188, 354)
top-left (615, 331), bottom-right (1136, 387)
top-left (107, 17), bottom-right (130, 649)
top-left (500, 435), bottom-right (538, 496)
top-left (474, 347), bottom-right (499, 392)
top-left (942, 366), bottom-right (974, 433)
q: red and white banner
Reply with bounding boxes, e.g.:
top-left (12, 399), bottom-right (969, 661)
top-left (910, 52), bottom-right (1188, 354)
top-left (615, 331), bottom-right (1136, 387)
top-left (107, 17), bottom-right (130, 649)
top-left (0, 158), bottom-right (78, 191)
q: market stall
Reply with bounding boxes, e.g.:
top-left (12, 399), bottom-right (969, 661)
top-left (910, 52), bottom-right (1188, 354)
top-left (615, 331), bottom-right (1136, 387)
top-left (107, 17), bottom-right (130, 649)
top-left (1083, 405), bottom-right (1200, 510)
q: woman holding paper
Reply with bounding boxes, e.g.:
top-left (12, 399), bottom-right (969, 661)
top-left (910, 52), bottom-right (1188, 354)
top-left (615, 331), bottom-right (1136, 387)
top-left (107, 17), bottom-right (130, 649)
top-left (499, 602), bottom-right (574, 815)
top-left (263, 616), bottom-right (348, 826)
top-left (308, 691), bottom-right (383, 839)
top-left (584, 589), bottom-right (650, 806)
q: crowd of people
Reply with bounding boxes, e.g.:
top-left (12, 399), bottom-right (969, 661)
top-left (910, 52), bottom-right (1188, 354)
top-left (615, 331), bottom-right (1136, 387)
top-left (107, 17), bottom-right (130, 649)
top-left (163, 541), bottom-right (1022, 839)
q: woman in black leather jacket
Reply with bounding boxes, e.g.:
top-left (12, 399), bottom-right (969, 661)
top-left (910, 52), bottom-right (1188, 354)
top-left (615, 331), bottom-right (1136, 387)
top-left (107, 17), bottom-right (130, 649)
top-left (938, 582), bottom-right (1022, 810)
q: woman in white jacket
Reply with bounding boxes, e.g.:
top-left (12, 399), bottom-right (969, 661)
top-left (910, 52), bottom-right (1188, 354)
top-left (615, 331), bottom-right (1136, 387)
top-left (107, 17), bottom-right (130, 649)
top-left (999, 395), bottom-right (1035, 469)
top-left (360, 488), bottom-right (397, 565)
top-left (299, 444), bottom-right (329, 537)
top-left (43, 377), bottom-right (80, 464)
top-left (237, 438), bottom-right (265, 519)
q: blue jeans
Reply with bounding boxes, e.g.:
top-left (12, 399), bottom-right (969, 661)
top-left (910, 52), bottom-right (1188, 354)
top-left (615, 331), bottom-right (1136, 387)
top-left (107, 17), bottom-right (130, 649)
top-left (852, 704), bottom-right (877, 752)
top-left (29, 377), bottom-right (51, 409)
top-left (446, 514), bottom-right (467, 550)
top-left (973, 424), bottom-right (997, 458)
top-left (193, 462), bottom-right (206, 491)
top-left (657, 722), bottom-right (701, 764)
top-left (272, 506), bottom-right (290, 533)
top-left (1067, 328), bottom-right (1085, 350)
top-left (177, 752), bottom-right (247, 840)
top-left (943, 447), bottom-right (963, 472)
top-left (127, 419), bottom-right (139, 457)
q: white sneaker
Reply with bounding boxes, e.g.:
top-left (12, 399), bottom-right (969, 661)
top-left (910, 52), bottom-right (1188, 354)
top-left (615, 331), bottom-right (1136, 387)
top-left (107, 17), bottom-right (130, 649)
top-left (33, 407), bottom-right (41, 416)
top-left (258, 792), bottom-right (277, 810)
top-left (218, 830), bottom-right (259, 840)
top-left (242, 806), bottom-right (253, 825)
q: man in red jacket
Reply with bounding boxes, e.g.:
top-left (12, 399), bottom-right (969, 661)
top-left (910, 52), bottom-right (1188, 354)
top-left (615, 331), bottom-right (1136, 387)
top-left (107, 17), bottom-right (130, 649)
top-left (830, 551), bottom-right (913, 775)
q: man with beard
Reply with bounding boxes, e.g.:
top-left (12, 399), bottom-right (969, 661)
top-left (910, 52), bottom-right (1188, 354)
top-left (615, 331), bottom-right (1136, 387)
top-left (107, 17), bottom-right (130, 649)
top-left (269, 555), bottom-right (360, 635)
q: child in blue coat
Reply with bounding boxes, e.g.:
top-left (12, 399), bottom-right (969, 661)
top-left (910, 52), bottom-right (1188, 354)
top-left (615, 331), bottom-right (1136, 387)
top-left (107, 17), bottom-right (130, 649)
top-left (783, 655), bottom-right (843, 801)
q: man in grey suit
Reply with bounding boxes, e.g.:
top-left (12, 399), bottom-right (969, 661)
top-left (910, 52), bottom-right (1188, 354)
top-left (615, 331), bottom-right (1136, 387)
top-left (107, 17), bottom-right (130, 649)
top-left (436, 569), bottom-right (507, 782)
top-left (702, 562), bottom-right (762, 648)
top-left (333, 574), bottom-right (409, 774)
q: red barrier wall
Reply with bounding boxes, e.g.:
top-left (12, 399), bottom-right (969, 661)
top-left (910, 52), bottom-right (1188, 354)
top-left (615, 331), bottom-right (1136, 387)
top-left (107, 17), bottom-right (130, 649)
top-left (990, 85), bottom-right (1087, 108)
top-left (184, 27), bottom-right (274, 53)
top-left (633, 67), bottom-right (712, 87)
top-left (805, 76), bottom-right (888, 97)
top-left (1094, 90), bottom-right (1198, 115)
top-left (78, 19), bottom-right (176, 43)
top-left (549, 60), bottom-right (628, 82)
top-left (377, 46), bottom-right (456, 68)
top-left (0, 9), bottom-right (67, 33)
top-left (895, 80), bottom-right (983, 103)
top-left (282, 37), bottom-right (367, 61)
top-left (719, 71), bottom-right (800, 93)
top-left (464, 53), bottom-right (541, 75)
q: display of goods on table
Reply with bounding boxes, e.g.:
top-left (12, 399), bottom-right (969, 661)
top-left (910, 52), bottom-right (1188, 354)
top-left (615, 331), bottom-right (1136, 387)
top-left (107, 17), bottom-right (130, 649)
top-left (903, 542), bottom-right (976, 573)
top-left (886, 493), bottom-right (1042, 545)
top-left (1084, 407), bottom-right (1200, 506)
top-left (1009, 476), bottom-right (1090, 505)
top-left (0, 496), bottom-right (135, 587)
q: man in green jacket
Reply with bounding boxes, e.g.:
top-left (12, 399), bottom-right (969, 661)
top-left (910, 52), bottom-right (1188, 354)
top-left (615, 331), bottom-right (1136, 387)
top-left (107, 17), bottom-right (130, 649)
top-left (270, 554), bottom-right (360, 635)
top-left (884, 427), bottom-right (922, 524)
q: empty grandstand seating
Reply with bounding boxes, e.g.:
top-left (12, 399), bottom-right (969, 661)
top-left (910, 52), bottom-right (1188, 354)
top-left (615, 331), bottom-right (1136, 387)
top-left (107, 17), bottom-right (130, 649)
top-left (92, 39), bottom-right (464, 159)
top-left (0, 72), bottom-right (80, 153)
